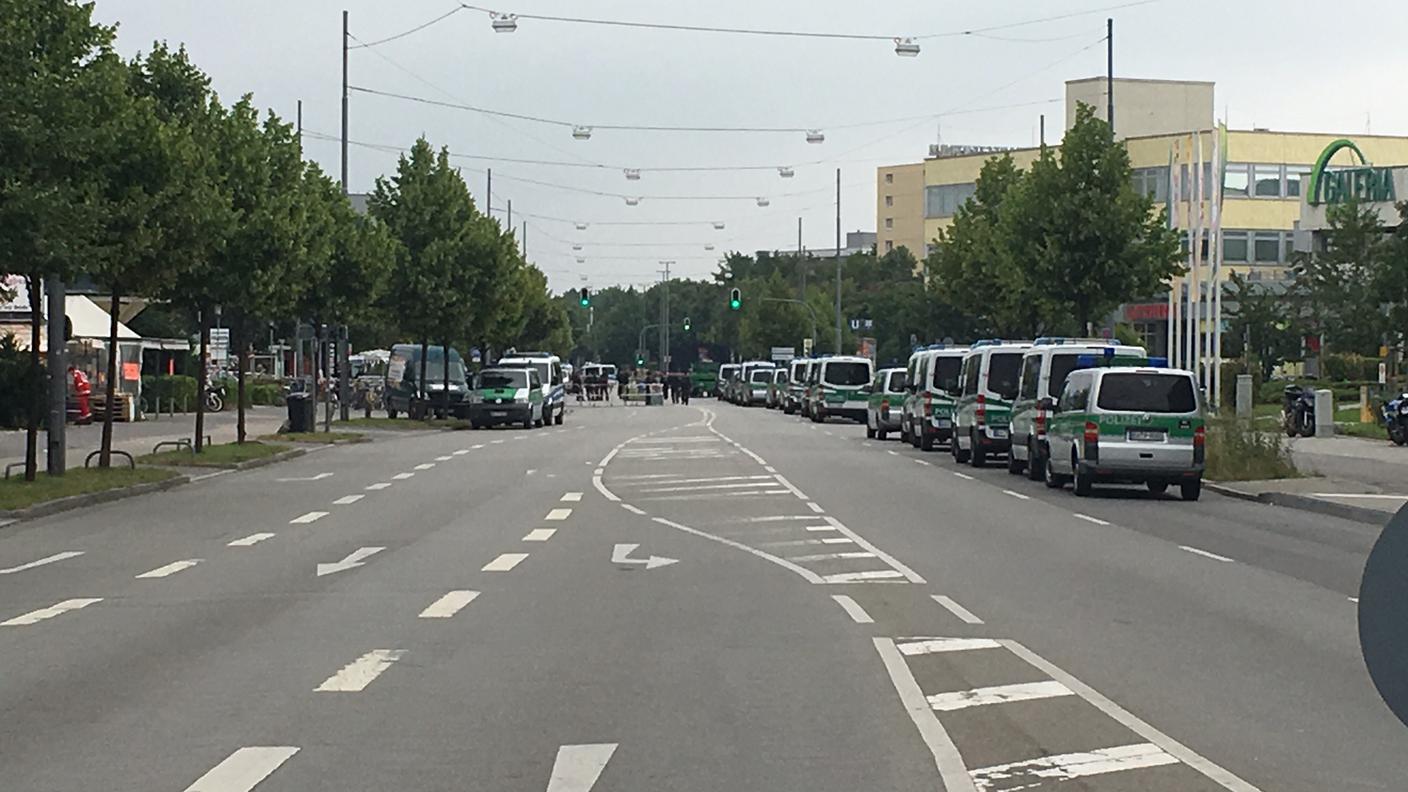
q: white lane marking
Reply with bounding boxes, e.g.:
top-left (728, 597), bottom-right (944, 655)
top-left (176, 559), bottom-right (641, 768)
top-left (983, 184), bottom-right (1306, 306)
top-left (189, 469), bottom-right (235, 482)
top-left (969, 743), bottom-right (1179, 790)
top-left (771, 474), bottom-right (810, 500)
top-left (886, 450), bottom-right (900, 456)
top-left (789, 551), bottom-right (877, 562)
top-left (182, 746), bottom-right (299, 792)
top-left (472, 444), bottom-right (486, 450)
top-left (1308, 492), bottom-right (1408, 500)
top-left (928, 680), bottom-right (1074, 712)
top-left (2, 597), bottom-right (103, 627)
top-left (999, 639), bottom-right (1263, 791)
top-left (545, 508), bottom-right (573, 521)
top-left (824, 516), bottom-right (927, 584)
top-left (228, 533), bottom-right (277, 547)
top-left (492, 439), bottom-right (506, 444)
top-left (561, 492), bottom-right (583, 502)
top-left (523, 528), bottom-right (557, 542)
top-left (953, 471), bottom-right (975, 480)
top-left (332, 495), bottom-right (364, 505)
top-left (136, 559), bottom-right (202, 579)
top-left (1073, 513), bottom-right (1110, 526)
top-left (546, 743), bottom-right (618, 792)
top-left (414, 463), bottom-right (436, 470)
top-left (315, 649), bottom-right (405, 692)
top-left (0, 551), bottom-right (84, 575)
top-left (736, 515), bottom-right (823, 523)
top-left (620, 504), bottom-right (646, 515)
top-left (289, 511), bottom-right (329, 524)
top-left (419, 590), bottom-right (480, 619)
top-left (1179, 545), bottom-right (1234, 563)
top-left (628, 474), bottom-right (773, 486)
top-left (650, 516), bottom-right (824, 584)
top-left (897, 637), bottom-right (1002, 655)
top-left (805, 525), bottom-right (839, 532)
top-left (806, 501), bottom-right (825, 513)
top-left (483, 552), bottom-right (529, 572)
top-left (824, 570), bottom-right (907, 583)
top-left (611, 473), bottom-right (683, 480)
top-left (276, 472), bottom-right (333, 482)
top-left (1349, 596), bottom-right (1360, 603)
top-left (640, 480), bottom-right (782, 493)
top-left (453, 449), bottom-right (470, 456)
top-left (931, 595), bottom-right (984, 625)
top-left (831, 594), bottom-right (875, 624)
top-left (641, 489), bottom-right (790, 501)
top-left (592, 474), bottom-right (620, 502)
top-left (512, 434), bottom-right (526, 440)
top-left (1001, 489), bottom-right (1031, 500)
top-left (764, 465), bottom-right (777, 473)
top-left (435, 455), bottom-right (454, 462)
top-left (763, 537), bottom-right (854, 547)
top-left (873, 638), bottom-right (977, 792)
top-left (824, 430), bottom-right (835, 436)
top-left (316, 546), bottom-right (385, 577)
top-left (365, 482), bottom-right (393, 491)
top-left (392, 472), bottom-right (415, 480)
top-left (914, 459), bottom-right (932, 466)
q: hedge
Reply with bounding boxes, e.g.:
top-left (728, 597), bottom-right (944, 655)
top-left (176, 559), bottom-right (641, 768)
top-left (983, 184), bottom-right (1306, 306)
top-left (141, 375), bottom-right (198, 412)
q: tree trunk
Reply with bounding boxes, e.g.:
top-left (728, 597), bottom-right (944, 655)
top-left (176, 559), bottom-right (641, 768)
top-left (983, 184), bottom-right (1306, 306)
top-left (24, 276), bottom-right (42, 481)
top-left (194, 307), bottom-right (209, 452)
top-left (417, 338), bottom-right (429, 420)
top-left (98, 282), bottom-right (121, 468)
top-left (234, 319), bottom-right (247, 444)
top-left (441, 341), bottom-right (451, 419)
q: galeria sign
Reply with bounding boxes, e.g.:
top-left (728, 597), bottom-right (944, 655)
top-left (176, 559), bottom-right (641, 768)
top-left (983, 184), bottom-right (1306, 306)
top-left (1308, 138), bottom-right (1398, 206)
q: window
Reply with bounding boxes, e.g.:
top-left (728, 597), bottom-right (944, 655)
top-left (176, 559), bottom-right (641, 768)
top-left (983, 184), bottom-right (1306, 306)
top-left (1096, 372), bottom-right (1197, 413)
top-left (884, 240), bottom-right (894, 252)
top-left (1046, 354), bottom-right (1080, 399)
top-left (885, 370), bottom-right (906, 392)
top-left (823, 362), bottom-right (871, 386)
top-left (985, 353), bottom-right (1023, 400)
top-left (479, 370), bottom-right (528, 389)
top-left (1018, 357), bottom-right (1041, 400)
top-left (933, 357), bottom-right (961, 393)
top-left (1180, 162), bottom-right (1214, 200)
top-left (884, 217), bottom-right (894, 229)
top-left (962, 357), bottom-right (979, 396)
top-left (1222, 230), bottom-right (1249, 262)
top-left (1254, 231), bottom-right (1281, 264)
top-left (925, 183), bottom-right (977, 218)
top-left (1131, 167), bottom-right (1168, 202)
top-left (1223, 163), bottom-right (1249, 198)
top-left (1285, 166), bottom-right (1311, 198)
top-left (885, 172), bottom-right (894, 184)
top-left (1253, 165), bottom-right (1282, 197)
top-left (885, 195), bottom-right (894, 207)
top-left (1058, 376), bottom-right (1089, 412)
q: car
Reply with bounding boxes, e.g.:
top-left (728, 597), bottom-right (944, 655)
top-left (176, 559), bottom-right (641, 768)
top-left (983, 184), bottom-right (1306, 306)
top-left (766, 367), bottom-right (790, 409)
top-left (497, 353), bottom-right (566, 425)
top-left (784, 358), bottom-right (812, 414)
top-left (384, 343), bottom-right (470, 419)
top-left (716, 364), bottom-right (740, 400)
top-left (900, 345), bottom-right (968, 451)
top-left (1042, 364), bottom-right (1204, 501)
top-left (809, 355), bottom-right (874, 423)
top-left (865, 367), bottom-right (907, 439)
top-left (467, 366), bottom-right (545, 429)
top-left (952, 340), bottom-right (1031, 466)
top-left (1008, 339), bottom-right (1146, 480)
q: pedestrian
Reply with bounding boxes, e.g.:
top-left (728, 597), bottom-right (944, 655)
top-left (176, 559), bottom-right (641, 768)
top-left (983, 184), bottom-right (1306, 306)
top-left (669, 373), bottom-right (680, 404)
top-left (680, 373), bottom-right (691, 405)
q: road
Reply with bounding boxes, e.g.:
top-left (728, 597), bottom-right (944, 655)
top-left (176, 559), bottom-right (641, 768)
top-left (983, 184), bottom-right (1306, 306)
top-left (0, 401), bottom-right (1401, 790)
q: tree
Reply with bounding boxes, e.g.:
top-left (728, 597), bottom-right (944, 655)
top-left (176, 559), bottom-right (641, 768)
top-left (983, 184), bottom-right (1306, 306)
top-left (1379, 202), bottom-right (1408, 354)
top-left (1222, 271), bottom-right (1300, 382)
top-left (1291, 199), bottom-right (1388, 357)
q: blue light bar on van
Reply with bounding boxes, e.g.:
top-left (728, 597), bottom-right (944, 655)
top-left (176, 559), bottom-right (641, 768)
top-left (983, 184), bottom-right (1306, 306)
top-left (1148, 356), bottom-right (1168, 367)
top-left (1076, 354), bottom-right (1096, 367)
top-left (1103, 347), bottom-right (1114, 359)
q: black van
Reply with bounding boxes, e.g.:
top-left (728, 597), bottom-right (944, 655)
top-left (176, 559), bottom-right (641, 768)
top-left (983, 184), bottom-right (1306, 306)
top-left (385, 344), bottom-right (470, 419)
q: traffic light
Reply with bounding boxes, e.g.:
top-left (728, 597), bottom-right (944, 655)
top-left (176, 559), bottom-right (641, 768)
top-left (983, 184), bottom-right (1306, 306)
top-left (578, 287), bottom-right (591, 307)
top-left (635, 353), bottom-right (646, 366)
top-left (682, 316), bottom-right (691, 331)
top-left (729, 287), bottom-right (741, 311)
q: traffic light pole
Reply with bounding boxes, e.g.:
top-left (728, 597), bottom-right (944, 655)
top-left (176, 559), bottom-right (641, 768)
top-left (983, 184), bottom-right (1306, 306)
top-left (637, 323), bottom-right (661, 365)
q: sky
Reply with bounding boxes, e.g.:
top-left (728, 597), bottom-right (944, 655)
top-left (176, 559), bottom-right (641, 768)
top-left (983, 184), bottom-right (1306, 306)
top-left (93, 0), bottom-right (1408, 292)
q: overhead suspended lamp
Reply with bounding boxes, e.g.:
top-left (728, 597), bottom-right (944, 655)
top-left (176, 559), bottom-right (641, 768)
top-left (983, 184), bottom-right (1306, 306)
top-left (576, 257), bottom-right (586, 264)
top-left (805, 130), bottom-right (825, 144)
top-left (490, 13), bottom-right (518, 33)
top-left (704, 244), bottom-right (715, 251)
top-left (756, 197), bottom-right (770, 207)
top-left (575, 223), bottom-right (589, 230)
top-left (624, 197), bottom-right (641, 206)
top-left (571, 126), bottom-right (592, 140)
top-left (778, 166), bottom-right (795, 178)
top-left (893, 37), bottom-right (920, 56)
top-left (571, 245), bottom-right (583, 251)
top-left (713, 222), bottom-right (726, 230)
top-left (624, 168), bottom-right (641, 181)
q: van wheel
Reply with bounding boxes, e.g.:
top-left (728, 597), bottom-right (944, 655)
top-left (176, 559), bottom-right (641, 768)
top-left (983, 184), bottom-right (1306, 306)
top-left (1180, 478), bottom-right (1202, 502)
top-left (1072, 453), bottom-right (1092, 496)
top-left (522, 415), bottom-right (533, 430)
top-left (1026, 441), bottom-right (1044, 482)
top-left (1146, 481), bottom-right (1169, 495)
top-left (387, 408), bottom-right (398, 419)
top-left (866, 416), bottom-right (876, 439)
top-left (1044, 455), bottom-right (1068, 489)
top-left (876, 427), bottom-right (887, 441)
top-left (554, 410), bottom-right (564, 425)
top-left (1007, 449), bottom-right (1024, 475)
top-left (969, 431), bottom-right (986, 468)
top-left (953, 433), bottom-right (971, 464)
top-left (919, 429), bottom-right (934, 452)
top-left (899, 420), bottom-right (910, 444)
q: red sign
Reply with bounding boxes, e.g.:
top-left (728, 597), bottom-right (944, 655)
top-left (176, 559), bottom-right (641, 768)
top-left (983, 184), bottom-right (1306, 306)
top-left (121, 362), bottom-right (140, 381)
top-left (1124, 303), bottom-right (1170, 321)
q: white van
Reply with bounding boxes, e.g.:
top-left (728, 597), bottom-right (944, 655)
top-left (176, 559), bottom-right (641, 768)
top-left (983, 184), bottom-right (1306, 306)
top-left (498, 354), bottom-right (565, 425)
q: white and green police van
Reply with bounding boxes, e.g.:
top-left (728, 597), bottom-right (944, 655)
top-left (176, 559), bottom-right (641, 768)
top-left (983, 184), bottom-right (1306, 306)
top-left (497, 353), bottom-right (566, 426)
top-left (1043, 364), bottom-right (1205, 501)
top-left (716, 364), bottom-right (740, 401)
top-left (865, 367), bottom-right (908, 439)
top-left (738, 361), bottom-right (776, 405)
top-left (784, 358), bottom-right (813, 415)
top-left (467, 367), bottom-right (545, 430)
top-left (1007, 339), bottom-right (1145, 479)
top-left (809, 355), bottom-right (874, 423)
top-left (951, 341), bottom-right (1031, 466)
top-left (900, 345), bottom-right (968, 451)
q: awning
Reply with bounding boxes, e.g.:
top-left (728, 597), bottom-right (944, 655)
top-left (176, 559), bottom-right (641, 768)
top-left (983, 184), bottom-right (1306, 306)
top-left (67, 295), bottom-right (139, 341)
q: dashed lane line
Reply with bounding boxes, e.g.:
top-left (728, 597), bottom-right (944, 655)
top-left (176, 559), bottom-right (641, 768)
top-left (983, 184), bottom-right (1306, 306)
top-left (523, 528), bottom-right (557, 542)
top-left (182, 746), bottom-right (299, 792)
top-left (453, 449), bottom-right (470, 455)
top-left (914, 458), bottom-right (932, 466)
top-left (546, 743), bottom-right (618, 792)
top-left (414, 463), bottom-right (436, 470)
top-left (136, 559), bottom-right (202, 579)
top-left (1073, 513), bottom-right (1110, 526)
top-left (1001, 489), bottom-right (1031, 501)
top-left (931, 595), bottom-right (984, 625)
top-left (365, 482), bottom-right (393, 491)
top-left (332, 495), bottom-right (364, 505)
top-left (969, 744), bottom-right (1179, 791)
top-left (228, 533), bottom-right (276, 547)
top-left (2, 598), bottom-right (103, 627)
top-left (290, 511), bottom-right (329, 524)
top-left (392, 473), bottom-right (415, 480)
top-left (545, 508), bottom-right (573, 521)
top-left (831, 594), bottom-right (875, 624)
top-left (471, 444), bottom-right (485, 450)
top-left (0, 551), bottom-right (84, 575)
top-left (435, 455), bottom-right (454, 461)
top-left (315, 649), bottom-right (405, 692)
top-left (419, 590), bottom-right (479, 619)
top-left (561, 492), bottom-right (583, 502)
top-left (1179, 545), bottom-right (1234, 563)
top-left (887, 450), bottom-right (900, 456)
top-left (953, 472), bottom-right (975, 481)
top-left (482, 553), bottom-right (528, 572)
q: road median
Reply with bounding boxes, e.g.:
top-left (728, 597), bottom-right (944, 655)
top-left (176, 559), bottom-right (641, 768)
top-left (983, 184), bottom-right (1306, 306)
top-left (0, 468), bottom-right (187, 524)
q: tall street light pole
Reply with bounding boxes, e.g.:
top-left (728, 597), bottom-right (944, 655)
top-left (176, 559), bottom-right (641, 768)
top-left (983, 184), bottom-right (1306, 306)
top-left (834, 168), bottom-right (842, 354)
top-left (659, 261), bottom-right (673, 372)
top-left (1107, 18), bottom-right (1115, 132)
top-left (337, 10), bottom-right (352, 424)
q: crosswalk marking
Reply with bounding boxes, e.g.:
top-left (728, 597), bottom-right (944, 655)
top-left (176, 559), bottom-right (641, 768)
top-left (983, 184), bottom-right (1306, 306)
top-left (897, 638), bottom-right (1002, 656)
top-left (969, 743), bottom-right (1178, 790)
top-left (315, 649), bottom-right (404, 692)
top-left (823, 570), bottom-right (907, 583)
top-left (640, 480), bottom-right (782, 493)
top-left (483, 553), bottom-right (529, 572)
top-left (546, 743), bottom-right (618, 792)
top-left (1, 598), bottom-right (102, 627)
top-left (419, 590), bottom-right (479, 619)
top-left (332, 495), bottom-right (364, 505)
top-left (789, 551), bottom-right (877, 562)
top-left (182, 746), bottom-right (299, 792)
top-left (290, 511), bottom-right (329, 524)
top-left (928, 680), bottom-right (1074, 711)
top-left (228, 533), bottom-right (276, 547)
top-left (931, 595), bottom-right (985, 625)
top-left (561, 492), bottom-right (583, 502)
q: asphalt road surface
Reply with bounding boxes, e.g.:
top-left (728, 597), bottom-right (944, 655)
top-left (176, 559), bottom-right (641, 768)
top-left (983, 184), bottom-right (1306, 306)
top-left (0, 400), bottom-right (1401, 791)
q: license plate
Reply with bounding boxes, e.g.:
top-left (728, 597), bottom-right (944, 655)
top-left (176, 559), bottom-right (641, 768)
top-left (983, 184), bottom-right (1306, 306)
top-left (936, 418), bottom-right (951, 428)
top-left (490, 411), bottom-right (507, 418)
top-left (1128, 430), bottom-right (1165, 442)
top-left (989, 428), bottom-right (1008, 438)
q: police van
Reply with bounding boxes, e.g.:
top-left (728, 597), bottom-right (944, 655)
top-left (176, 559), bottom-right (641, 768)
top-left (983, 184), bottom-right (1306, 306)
top-left (716, 364), bottom-right (740, 401)
top-left (951, 341), bottom-right (1031, 466)
top-left (737, 361), bottom-right (776, 405)
top-left (865, 367), bottom-right (908, 439)
top-left (784, 359), bottom-right (812, 414)
top-left (1043, 364), bottom-right (1205, 501)
top-left (808, 355), bottom-right (873, 423)
top-left (901, 345), bottom-right (968, 451)
top-left (497, 353), bottom-right (566, 425)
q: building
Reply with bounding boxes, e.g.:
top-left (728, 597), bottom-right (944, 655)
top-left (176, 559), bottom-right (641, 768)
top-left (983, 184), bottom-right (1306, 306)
top-left (757, 230), bottom-right (876, 260)
top-left (876, 162), bottom-right (925, 255)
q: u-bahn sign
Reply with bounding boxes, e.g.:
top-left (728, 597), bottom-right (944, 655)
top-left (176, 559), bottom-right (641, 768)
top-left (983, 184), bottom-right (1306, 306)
top-left (1308, 138), bottom-right (1397, 206)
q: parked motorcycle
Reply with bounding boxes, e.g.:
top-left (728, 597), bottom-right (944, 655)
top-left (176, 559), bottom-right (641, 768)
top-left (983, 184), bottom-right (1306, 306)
top-left (1382, 392), bottom-right (1408, 446)
top-left (1282, 384), bottom-right (1316, 437)
top-left (205, 382), bottom-right (227, 413)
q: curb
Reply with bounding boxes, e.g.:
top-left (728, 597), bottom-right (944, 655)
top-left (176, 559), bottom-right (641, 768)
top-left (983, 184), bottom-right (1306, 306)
top-left (1205, 481), bottom-right (1390, 526)
top-left (231, 447), bottom-right (307, 470)
top-left (0, 475), bottom-right (189, 524)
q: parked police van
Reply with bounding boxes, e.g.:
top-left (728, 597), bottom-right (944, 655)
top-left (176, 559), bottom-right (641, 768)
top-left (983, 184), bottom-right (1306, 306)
top-left (766, 367), bottom-right (789, 409)
top-left (1043, 364), bottom-right (1205, 501)
top-left (784, 358), bottom-right (812, 414)
top-left (951, 341), bottom-right (1031, 466)
top-left (809, 355), bottom-right (873, 423)
top-left (497, 353), bottom-right (566, 425)
top-left (716, 364), bottom-right (740, 401)
top-left (736, 361), bottom-right (776, 405)
top-left (1007, 339), bottom-right (1145, 479)
top-left (901, 345), bottom-right (968, 451)
top-left (865, 367), bottom-right (908, 440)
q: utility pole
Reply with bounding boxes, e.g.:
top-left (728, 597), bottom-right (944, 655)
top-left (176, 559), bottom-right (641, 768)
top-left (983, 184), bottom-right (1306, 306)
top-left (296, 99), bottom-right (303, 150)
top-left (1106, 18), bottom-right (1115, 133)
top-left (507, 199), bottom-right (512, 229)
top-left (338, 13), bottom-right (351, 424)
top-left (486, 168), bottom-right (492, 213)
top-left (522, 222), bottom-right (527, 257)
top-left (659, 262), bottom-right (672, 372)
top-left (797, 217), bottom-right (804, 302)
top-left (1039, 114), bottom-right (1045, 148)
top-left (834, 168), bottom-right (842, 354)
top-left (340, 11), bottom-right (349, 194)
top-left (45, 278), bottom-right (65, 475)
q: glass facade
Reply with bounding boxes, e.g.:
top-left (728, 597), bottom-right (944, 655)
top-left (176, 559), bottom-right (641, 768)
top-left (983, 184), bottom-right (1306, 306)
top-left (924, 183), bottom-right (977, 218)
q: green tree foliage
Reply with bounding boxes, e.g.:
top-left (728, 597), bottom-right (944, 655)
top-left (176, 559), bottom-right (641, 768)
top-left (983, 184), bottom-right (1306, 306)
top-left (1380, 203), bottom-right (1408, 351)
top-left (1290, 200), bottom-right (1388, 356)
top-left (1221, 272), bottom-right (1300, 382)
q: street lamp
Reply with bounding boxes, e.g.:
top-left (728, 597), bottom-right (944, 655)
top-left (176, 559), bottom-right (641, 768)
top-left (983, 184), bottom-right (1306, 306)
top-left (575, 223), bottom-right (588, 230)
top-left (756, 197), bottom-right (771, 207)
top-left (572, 245), bottom-right (583, 251)
top-left (624, 197), bottom-right (640, 206)
top-left (778, 166), bottom-right (795, 178)
top-left (894, 38), bottom-right (920, 56)
top-left (713, 222), bottom-right (726, 230)
top-left (572, 125), bottom-right (592, 140)
top-left (805, 130), bottom-right (825, 144)
top-left (703, 244), bottom-right (715, 251)
top-left (491, 13), bottom-right (518, 33)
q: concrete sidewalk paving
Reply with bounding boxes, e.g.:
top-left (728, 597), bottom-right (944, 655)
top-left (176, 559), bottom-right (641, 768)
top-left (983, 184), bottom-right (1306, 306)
top-left (1208, 474), bottom-right (1405, 526)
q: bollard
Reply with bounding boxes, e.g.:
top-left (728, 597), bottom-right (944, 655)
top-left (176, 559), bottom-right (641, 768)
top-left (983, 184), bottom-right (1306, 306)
top-left (1361, 385), bottom-right (1375, 424)
top-left (1235, 374), bottom-right (1252, 418)
top-left (1314, 388), bottom-right (1335, 437)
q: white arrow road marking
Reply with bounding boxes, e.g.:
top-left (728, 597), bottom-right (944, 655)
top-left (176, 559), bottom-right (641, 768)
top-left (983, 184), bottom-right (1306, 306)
top-left (332, 495), bottom-right (364, 505)
top-left (315, 649), bottom-right (404, 692)
top-left (523, 529), bottom-right (557, 542)
top-left (419, 590), bottom-right (479, 619)
top-left (366, 482), bottom-right (392, 491)
top-left (483, 553), bottom-right (528, 572)
top-left (831, 594), bottom-right (874, 624)
top-left (0, 551), bottom-right (84, 575)
top-left (316, 546), bottom-right (385, 577)
top-left (560, 492), bottom-right (583, 502)
top-left (611, 543), bottom-right (678, 570)
top-left (183, 746), bottom-right (299, 792)
top-left (289, 511), bottom-right (329, 524)
top-left (228, 533), bottom-right (276, 547)
top-left (545, 508), bottom-right (572, 521)
top-left (546, 743), bottom-right (618, 792)
top-left (2, 598), bottom-right (102, 627)
top-left (276, 472), bottom-right (333, 482)
top-left (136, 559), bottom-right (202, 579)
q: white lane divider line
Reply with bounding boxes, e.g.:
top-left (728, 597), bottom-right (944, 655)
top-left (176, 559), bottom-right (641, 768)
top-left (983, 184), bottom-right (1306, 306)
top-left (831, 594), bottom-right (875, 624)
top-left (435, 455), bottom-right (454, 462)
top-left (824, 570), bottom-right (907, 583)
top-left (315, 649), bottom-right (405, 692)
top-left (736, 514), bottom-right (823, 523)
top-left (640, 480), bottom-right (782, 493)
top-left (491, 439), bottom-right (505, 445)
top-left (931, 595), bottom-right (985, 625)
top-left (545, 508), bottom-right (573, 521)
top-left (2, 597), bottom-right (102, 627)
top-left (805, 525), bottom-right (839, 532)
top-left (914, 459), bottom-right (932, 466)
top-left (872, 638), bottom-right (977, 792)
top-left (969, 743), bottom-right (1179, 790)
top-left (0, 551), bottom-right (84, 575)
top-left (366, 482), bottom-right (393, 491)
top-left (228, 533), bottom-right (276, 547)
top-left (332, 495), bottom-right (364, 505)
top-left (414, 463), bottom-right (436, 470)
top-left (763, 537), bottom-right (854, 547)
top-left (897, 637), bottom-right (1002, 655)
top-left (472, 444), bottom-right (486, 450)
top-left (523, 528), bottom-right (557, 542)
top-left (453, 449), bottom-right (470, 456)
top-left (627, 474), bottom-right (772, 486)
top-left (1349, 596), bottom-right (1360, 604)
top-left (289, 511), bottom-right (329, 524)
top-left (620, 504), bottom-right (646, 515)
top-left (789, 550), bottom-right (878, 562)
top-left (1073, 513), bottom-right (1110, 526)
top-left (419, 590), bottom-right (480, 619)
top-left (561, 492), bottom-right (583, 502)
top-left (806, 502), bottom-right (825, 513)
top-left (182, 746), bottom-right (299, 792)
top-left (513, 435), bottom-right (526, 440)
top-left (1179, 545), bottom-right (1234, 563)
top-left (823, 516), bottom-right (927, 584)
top-left (771, 474), bottom-right (810, 500)
top-left (482, 552), bottom-right (529, 572)
top-left (546, 743), bottom-right (619, 792)
top-left (136, 559), bottom-right (202, 579)
top-left (764, 465), bottom-right (777, 473)
top-left (928, 680), bottom-right (1074, 712)
top-left (1001, 489), bottom-right (1031, 500)
top-left (886, 450), bottom-right (900, 456)
top-left (392, 472), bottom-right (415, 480)
top-left (953, 472), bottom-right (975, 481)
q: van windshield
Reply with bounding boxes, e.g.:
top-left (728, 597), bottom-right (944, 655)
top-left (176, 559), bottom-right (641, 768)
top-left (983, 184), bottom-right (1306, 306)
top-left (932, 357), bottom-right (961, 393)
top-left (1047, 354), bottom-right (1081, 398)
top-left (885, 371), bottom-right (905, 392)
top-left (478, 370), bottom-right (527, 389)
top-left (412, 360), bottom-right (466, 382)
top-left (824, 362), bottom-right (871, 386)
top-left (987, 353), bottom-right (1023, 400)
top-left (749, 370), bottom-right (771, 383)
top-left (1097, 373), bottom-right (1197, 413)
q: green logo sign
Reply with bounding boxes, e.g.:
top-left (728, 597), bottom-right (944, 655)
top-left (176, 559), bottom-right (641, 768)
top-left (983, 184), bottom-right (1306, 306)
top-left (1308, 138), bottom-right (1398, 206)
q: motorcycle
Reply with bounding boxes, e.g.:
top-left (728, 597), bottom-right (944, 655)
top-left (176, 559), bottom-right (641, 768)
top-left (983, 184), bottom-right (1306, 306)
top-left (205, 382), bottom-right (227, 413)
top-left (1282, 384), bottom-right (1316, 437)
top-left (1382, 392), bottom-right (1408, 446)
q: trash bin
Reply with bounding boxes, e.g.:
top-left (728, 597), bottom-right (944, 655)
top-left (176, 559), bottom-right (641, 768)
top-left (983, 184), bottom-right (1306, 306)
top-left (287, 392), bottom-right (315, 433)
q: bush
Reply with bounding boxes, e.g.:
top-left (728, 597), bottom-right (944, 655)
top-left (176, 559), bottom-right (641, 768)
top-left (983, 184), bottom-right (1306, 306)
top-left (1204, 416), bottom-right (1299, 481)
top-left (244, 383), bottom-right (283, 407)
top-left (142, 374), bottom-right (198, 412)
top-left (1322, 353), bottom-right (1380, 382)
top-left (0, 333), bottom-right (43, 429)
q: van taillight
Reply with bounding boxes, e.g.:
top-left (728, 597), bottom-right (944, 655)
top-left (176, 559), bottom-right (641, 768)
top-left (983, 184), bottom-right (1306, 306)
top-left (1193, 425), bottom-right (1205, 447)
top-left (924, 391), bottom-right (932, 417)
top-left (1035, 406), bottom-right (1046, 435)
top-left (975, 393), bottom-right (986, 426)
top-left (1083, 421), bottom-right (1100, 444)
top-left (880, 398), bottom-right (889, 412)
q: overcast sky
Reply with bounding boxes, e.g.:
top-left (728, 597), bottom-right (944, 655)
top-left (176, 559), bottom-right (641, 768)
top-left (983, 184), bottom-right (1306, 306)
top-left (94, 0), bottom-right (1408, 292)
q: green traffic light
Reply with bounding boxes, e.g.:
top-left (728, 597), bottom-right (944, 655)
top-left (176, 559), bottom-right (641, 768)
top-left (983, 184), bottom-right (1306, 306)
top-left (729, 299), bottom-right (741, 311)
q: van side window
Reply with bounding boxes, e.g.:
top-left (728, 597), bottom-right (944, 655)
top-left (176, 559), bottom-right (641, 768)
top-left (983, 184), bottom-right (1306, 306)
top-left (963, 357), bottom-right (980, 396)
top-left (1057, 377), bottom-right (1086, 412)
top-left (1019, 357), bottom-right (1040, 400)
